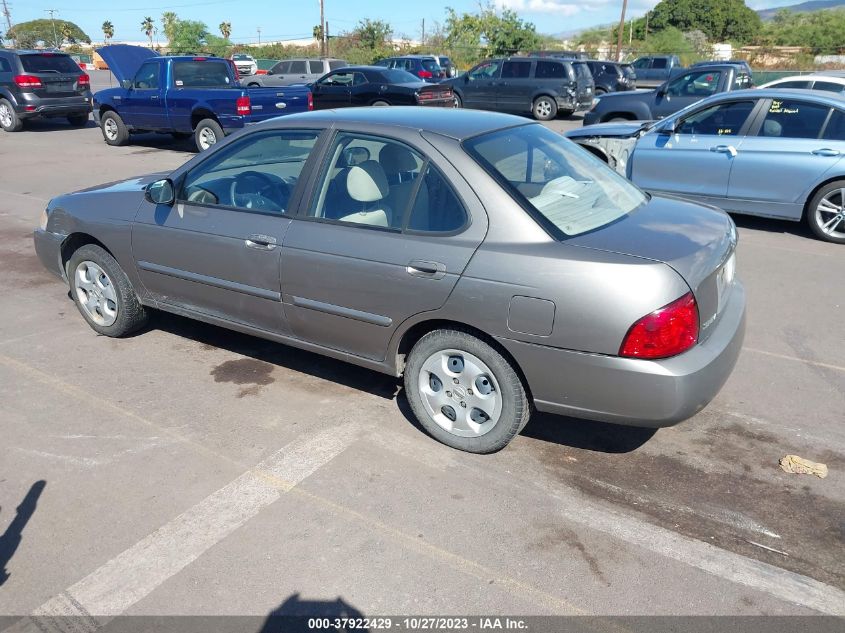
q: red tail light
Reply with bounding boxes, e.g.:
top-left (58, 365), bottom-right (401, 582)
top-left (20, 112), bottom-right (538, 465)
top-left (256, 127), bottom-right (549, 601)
top-left (418, 70), bottom-right (433, 79)
top-left (236, 95), bottom-right (251, 115)
top-left (78, 73), bottom-right (90, 88)
top-left (307, 91), bottom-right (313, 111)
top-left (193, 57), bottom-right (207, 61)
top-left (619, 292), bottom-right (699, 360)
top-left (14, 74), bottom-right (42, 89)
top-left (417, 91), bottom-right (434, 101)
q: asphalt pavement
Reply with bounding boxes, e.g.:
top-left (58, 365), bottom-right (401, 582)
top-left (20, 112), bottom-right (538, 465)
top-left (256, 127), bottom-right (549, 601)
top-left (0, 71), bottom-right (843, 623)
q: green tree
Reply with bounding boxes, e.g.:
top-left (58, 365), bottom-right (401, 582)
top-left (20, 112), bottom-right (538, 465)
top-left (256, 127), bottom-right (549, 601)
top-left (141, 16), bottom-right (155, 48)
top-left (161, 12), bottom-right (179, 43)
top-left (102, 20), bottom-right (114, 43)
top-left (7, 19), bottom-right (90, 48)
top-left (755, 7), bottom-right (845, 53)
top-left (632, 0), bottom-right (760, 44)
top-left (60, 22), bottom-right (75, 46)
top-left (443, 3), bottom-right (539, 66)
top-left (219, 21), bottom-right (231, 39)
top-left (168, 19), bottom-right (210, 54)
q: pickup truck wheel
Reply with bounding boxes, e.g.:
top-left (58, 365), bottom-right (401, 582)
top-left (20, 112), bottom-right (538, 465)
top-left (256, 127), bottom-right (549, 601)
top-left (67, 113), bottom-right (89, 126)
top-left (607, 116), bottom-right (631, 122)
top-left (247, 82), bottom-right (261, 87)
top-left (0, 99), bottom-right (23, 132)
top-left (807, 180), bottom-right (845, 244)
top-left (195, 118), bottom-right (224, 151)
top-left (100, 111), bottom-right (128, 146)
top-left (532, 96), bottom-right (557, 121)
top-left (404, 328), bottom-right (532, 454)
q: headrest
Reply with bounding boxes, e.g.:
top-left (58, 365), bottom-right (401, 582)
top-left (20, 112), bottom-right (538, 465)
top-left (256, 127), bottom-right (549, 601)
top-left (762, 119), bottom-right (782, 137)
top-left (378, 144), bottom-right (418, 175)
top-left (347, 161), bottom-right (389, 202)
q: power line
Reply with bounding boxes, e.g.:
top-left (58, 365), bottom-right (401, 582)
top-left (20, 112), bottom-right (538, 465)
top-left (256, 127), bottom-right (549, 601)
top-left (1, 0), bottom-right (13, 43)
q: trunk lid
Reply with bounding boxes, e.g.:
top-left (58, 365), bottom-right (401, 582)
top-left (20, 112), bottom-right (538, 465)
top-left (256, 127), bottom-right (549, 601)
top-left (239, 85), bottom-right (313, 121)
top-left (97, 45), bottom-right (160, 84)
top-left (567, 194), bottom-right (737, 337)
top-left (18, 53), bottom-right (88, 98)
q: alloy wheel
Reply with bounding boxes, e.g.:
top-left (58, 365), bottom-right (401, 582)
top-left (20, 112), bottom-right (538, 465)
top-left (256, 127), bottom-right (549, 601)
top-left (0, 103), bottom-right (12, 128)
top-left (103, 118), bottom-right (119, 141)
top-left (815, 189), bottom-right (845, 239)
top-left (198, 127), bottom-right (217, 150)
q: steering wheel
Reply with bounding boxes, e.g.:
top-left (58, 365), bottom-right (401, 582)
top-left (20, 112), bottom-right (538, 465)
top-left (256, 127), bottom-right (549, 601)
top-left (229, 171), bottom-right (290, 212)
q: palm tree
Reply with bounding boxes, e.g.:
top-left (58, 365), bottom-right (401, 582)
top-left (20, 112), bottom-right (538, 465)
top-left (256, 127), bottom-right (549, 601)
top-left (60, 23), bottom-right (74, 47)
top-left (141, 16), bottom-right (155, 48)
top-left (102, 20), bottom-right (114, 44)
top-left (161, 12), bottom-right (179, 43)
top-left (219, 21), bottom-right (231, 40)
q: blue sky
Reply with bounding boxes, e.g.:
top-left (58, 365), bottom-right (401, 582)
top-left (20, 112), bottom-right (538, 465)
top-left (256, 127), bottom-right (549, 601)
top-left (10, 0), bottom-right (801, 43)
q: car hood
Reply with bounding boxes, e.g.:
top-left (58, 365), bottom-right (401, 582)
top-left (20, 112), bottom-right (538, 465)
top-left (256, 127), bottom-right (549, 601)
top-left (97, 45), bottom-right (160, 83)
top-left (565, 121), bottom-right (650, 139)
top-left (566, 194), bottom-right (736, 297)
top-left (70, 173), bottom-right (167, 196)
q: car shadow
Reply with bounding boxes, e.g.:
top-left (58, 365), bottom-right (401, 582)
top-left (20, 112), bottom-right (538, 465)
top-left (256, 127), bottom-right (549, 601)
top-left (521, 412), bottom-right (657, 453)
top-left (21, 119), bottom-right (98, 132)
top-left (0, 480), bottom-right (47, 587)
top-left (731, 213), bottom-right (816, 240)
top-left (259, 593), bottom-right (369, 632)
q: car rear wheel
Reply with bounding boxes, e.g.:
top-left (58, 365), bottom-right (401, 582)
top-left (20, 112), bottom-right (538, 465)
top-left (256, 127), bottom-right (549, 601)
top-left (532, 95), bottom-right (558, 121)
top-left (195, 118), bottom-right (224, 151)
top-left (371, 100), bottom-right (390, 106)
top-left (452, 93), bottom-right (462, 108)
top-left (595, 87), bottom-right (607, 96)
top-left (0, 99), bottom-right (23, 132)
top-left (404, 329), bottom-right (531, 453)
top-left (100, 111), bottom-right (128, 146)
top-left (68, 244), bottom-right (148, 337)
top-left (67, 113), bottom-right (89, 126)
top-left (807, 181), bottom-right (845, 243)
top-left (247, 82), bottom-right (260, 87)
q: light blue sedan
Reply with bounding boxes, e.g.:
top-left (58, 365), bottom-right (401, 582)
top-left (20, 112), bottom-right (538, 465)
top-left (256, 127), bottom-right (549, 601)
top-left (566, 89), bottom-right (845, 243)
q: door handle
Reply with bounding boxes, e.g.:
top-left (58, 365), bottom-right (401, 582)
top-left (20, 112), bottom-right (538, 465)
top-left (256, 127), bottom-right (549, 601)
top-left (150, 95), bottom-right (159, 100)
top-left (812, 148), bottom-right (840, 157)
top-left (244, 234), bottom-right (277, 250)
top-left (406, 260), bottom-right (446, 279)
top-left (710, 145), bottom-right (737, 157)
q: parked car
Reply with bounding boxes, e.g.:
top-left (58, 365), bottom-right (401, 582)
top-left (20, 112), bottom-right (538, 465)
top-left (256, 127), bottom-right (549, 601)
top-left (374, 55), bottom-right (445, 82)
top-left (629, 55), bottom-right (683, 88)
top-left (567, 89), bottom-right (845, 243)
top-left (0, 49), bottom-right (92, 132)
top-left (585, 60), bottom-right (636, 94)
top-left (691, 60), bottom-right (753, 77)
top-left (434, 55), bottom-right (456, 78)
top-left (93, 45), bottom-right (312, 151)
top-left (583, 64), bottom-right (753, 125)
top-left (231, 53), bottom-right (257, 77)
top-left (759, 74), bottom-right (845, 96)
top-left (243, 58), bottom-right (348, 87)
top-left (34, 108), bottom-right (745, 453)
top-left (443, 57), bottom-right (585, 120)
top-left (572, 60), bottom-right (596, 106)
top-left (310, 66), bottom-right (453, 109)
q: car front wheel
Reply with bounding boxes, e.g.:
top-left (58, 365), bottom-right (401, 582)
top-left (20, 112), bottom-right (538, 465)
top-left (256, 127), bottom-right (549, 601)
top-left (452, 93), bottom-right (462, 108)
top-left (808, 180), bottom-right (845, 243)
top-left (100, 111), bottom-right (128, 145)
top-left (68, 244), bottom-right (148, 337)
top-left (404, 329), bottom-right (531, 453)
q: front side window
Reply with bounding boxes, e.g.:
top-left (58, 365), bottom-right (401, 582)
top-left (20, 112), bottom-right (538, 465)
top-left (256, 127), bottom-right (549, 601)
top-left (180, 130), bottom-right (319, 214)
top-left (172, 61), bottom-right (232, 88)
top-left (667, 70), bottom-right (722, 97)
top-left (677, 100), bottom-right (755, 136)
top-left (465, 124), bottom-right (646, 237)
top-left (289, 60), bottom-right (307, 74)
top-left (133, 62), bottom-right (159, 90)
top-left (632, 58), bottom-right (651, 69)
top-left (652, 58), bottom-right (667, 69)
top-left (502, 61), bottom-right (531, 79)
top-left (757, 99), bottom-right (830, 139)
top-left (469, 61), bottom-right (501, 80)
top-left (271, 61), bottom-right (290, 74)
top-left (320, 71), bottom-right (354, 86)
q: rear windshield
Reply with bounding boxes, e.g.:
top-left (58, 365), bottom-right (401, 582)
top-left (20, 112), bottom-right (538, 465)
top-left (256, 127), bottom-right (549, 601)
top-left (464, 125), bottom-right (646, 237)
top-left (20, 53), bottom-right (80, 74)
top-left (421, 59), bottom-right (441, 72)
top-left (573, 63), bottom-right (591, 79)
top-left (379, 68), bottom-right (419, 84)
top-left (172, 60), bottom-right (233, 88)
top-left (329, 60), bottom-right (347, 70)
top-left (621, 64), bottom-right (635, 78)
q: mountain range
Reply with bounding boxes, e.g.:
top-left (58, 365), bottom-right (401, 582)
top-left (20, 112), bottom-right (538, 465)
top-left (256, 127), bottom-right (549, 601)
top-left (757, 0), bottom-right (845, 20)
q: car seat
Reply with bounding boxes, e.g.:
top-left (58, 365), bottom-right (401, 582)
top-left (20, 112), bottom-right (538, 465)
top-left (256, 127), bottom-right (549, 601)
top-left (336, 160), bottom-right (393, 227)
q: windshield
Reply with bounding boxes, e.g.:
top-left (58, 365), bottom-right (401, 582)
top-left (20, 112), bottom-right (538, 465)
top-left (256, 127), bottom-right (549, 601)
top-left (464, 125), bottom-right (647, 237)
top-left (232, 55), bottom-right (252, 61)
top-left (20, 53), bottom-right (80, 74)
top-left (379, 68), bottom-right (420, 84)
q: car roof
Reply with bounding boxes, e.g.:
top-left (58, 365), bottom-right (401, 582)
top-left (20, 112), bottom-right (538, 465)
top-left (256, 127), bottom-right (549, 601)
top-left (272, 107), bottom-right (532, 141)
top-left (708, 87), bottom-right (845, 107)
top-left (11, 49), bottom-right (71, 56)
top-left (764, 74), bottom-right (845, 84)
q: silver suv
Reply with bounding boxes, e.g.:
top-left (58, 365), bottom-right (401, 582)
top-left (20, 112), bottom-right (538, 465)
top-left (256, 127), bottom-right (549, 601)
top-left (242, 58), bottom-right (347, 87)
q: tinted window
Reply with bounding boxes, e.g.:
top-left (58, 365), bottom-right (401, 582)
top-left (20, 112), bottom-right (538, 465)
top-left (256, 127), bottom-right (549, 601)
top-left (172, 61), bottom-right (232, 88)
top-left (535, 61), bottom-right (565, 79)
top-left (272, 61), bottom-right (290, 74)
top-left (378, 68), bottom-right (419, 83)
top-left (502, 61), bottom-right (531, 79)
top-left (308, 61), bottom-right (323, 74)
top-left (19, 53), bottom-right (80, 74)
top-left (813, 81), bottom-right (845, 94)
top-left (289, 61), bottom-right (307, 74)
top-left (133, 62), bottom-right (159, 90)
top-left (667, 70), bottom-right (722, 97)
top-left (180, 130), bottom-right (319, 214)
top-left (374, 59), bottom-right (390, 67)
top-left (677, 101), bottom-right (755, 136)
top-left (469, 61), bottom-right (501, 80)
top-left (329, 60), bottom-right (347, 70)
top-left (407, 165), bottom-right (467, 233)
top-left (573, 63), bottom-right (590, 79)
top-left (822, 110), bottom-right (845, 140)
top-left (632, 58), bottom-right (650, 69)
top-left (621, 64), bottom-right (635, 78)
top-left (775, 80), bottom-right (810, 89)
top-left (465, 125), bottom-right (646, 237)
top-left (421, 59), bottom-right (441, 72)
top-left (0, 57), bottom-right (11, 72)
top-left (652, 58), bottom-right (667, 69)
top-left (758, 99), bottom-right (830, 139)
top-left (320, 71), bottom-right (354, 86)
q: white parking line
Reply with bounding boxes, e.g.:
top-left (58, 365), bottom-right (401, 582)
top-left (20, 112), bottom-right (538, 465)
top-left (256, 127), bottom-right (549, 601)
top-left (5, 424), bottom-right (361, 632)
top-left (743, 346), bottom-right (845, 373)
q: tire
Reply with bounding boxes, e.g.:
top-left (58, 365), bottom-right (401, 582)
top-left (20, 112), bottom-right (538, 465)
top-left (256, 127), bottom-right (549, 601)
top-left (532, 95), bottom-right (558, 121)
top-left (67, 244), bottom-right (148, 337)
top-left (67, 113), bottom-right (89, 126)
top-left (806, 180), bottom-right (845, 244)
top-left (100, 110), bottom-right (129, 146)
top-left (0, 98), bottom-right (23, 132)
top-left (594, 87), bottom-right (607, 96)
top-left (606, 115), bottom-right (631, 123)
top-left (404, 328), bottom-right (532, 454)
top-left (371, 100), bottom-right (390, 107)
top-left (194, 117), bottom-right (224, 151)
top-left (247, 82), bottom-right (260, 87)
top-left (452, 93), bottom-right (462, 108)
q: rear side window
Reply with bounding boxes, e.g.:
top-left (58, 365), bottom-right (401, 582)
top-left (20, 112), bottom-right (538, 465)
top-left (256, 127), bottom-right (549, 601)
top-left (757, 99), bottom-right (830, 139)
top-left (813, 81), bottom-right (845, 94)
top-left (172, 61), bottom-right (232, 87)
top-left (407, 165), bottom-right (467, 233)
top-left (308, 61), bottom-right (324, 74)
top-left (289, 61), bottom-right (307, 74)
top-left (329, 60), bottom-right (347, 70)
top-left (535, 61), bottom-right (565, 79)
top-left (822, 110), bottom-right (845, 140)
top-left (0, 57), bottom-right (11, 72)
top-left (652, 58), bottom-right (667, 69)
top-left (573, 63), bottom-right (590, 79)
top-left (20, 54), bottom-right (80, 74)
top-left (501, 61), bottom-right (531, 79)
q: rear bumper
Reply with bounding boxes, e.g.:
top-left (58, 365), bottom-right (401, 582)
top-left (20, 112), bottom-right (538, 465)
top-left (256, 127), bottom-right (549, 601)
top-left (555, 95), bottom-right (578, 111)
top-left (33, 229), bottom-right (67, 282)
top-left (497, 281), bottom-right (746, 428)
top-left (16, 93), bottom-right (92, 119)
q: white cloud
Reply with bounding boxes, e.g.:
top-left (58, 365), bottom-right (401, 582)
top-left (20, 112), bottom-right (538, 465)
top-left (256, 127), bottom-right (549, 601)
top-left (495, 0), bottom-right (602, 17)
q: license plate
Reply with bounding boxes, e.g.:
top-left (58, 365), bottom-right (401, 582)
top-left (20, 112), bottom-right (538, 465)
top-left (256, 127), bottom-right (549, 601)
top-left (45, 82), bottom-right (73, 93)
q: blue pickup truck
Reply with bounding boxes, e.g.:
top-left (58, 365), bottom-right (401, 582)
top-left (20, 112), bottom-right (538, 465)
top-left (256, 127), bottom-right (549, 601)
top-left (93, 45), bottom-right (312, 151)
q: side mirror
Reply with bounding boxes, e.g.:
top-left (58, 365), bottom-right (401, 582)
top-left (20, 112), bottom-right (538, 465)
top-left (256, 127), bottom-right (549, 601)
top-left (656, 85), bottom-right (667, 96)
top-left (145, 179), bottom-right (175, 205)
top-left (121, 79), bottom-right (132, 90)
top-left (266, 70), bottom-right (274, 75)
top-left (659, 120), bottom-right (677, 135)
top-left (463, 74), bottom-right (470, 83)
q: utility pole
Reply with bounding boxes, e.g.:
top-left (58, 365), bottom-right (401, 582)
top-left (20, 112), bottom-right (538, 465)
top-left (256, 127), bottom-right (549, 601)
top-left (614, 0), bottom-right (628, 62)
top-left (1, 0), bottom-right (13, 47)
top-left (644, 11), bottom-right (649, 42)
top-left (45, 9), bottom-right (59, 49)
top-left (629, 18), bottom-right (633, 45)
top-left (319, 0), bottom-right (326, 57)
top-left (257, 26), bottom-right (261, 45)
top-left (325, 22), bottom-right (329, 57)
top-left (421, 18), bottom-right (425, 47)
